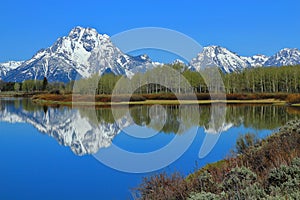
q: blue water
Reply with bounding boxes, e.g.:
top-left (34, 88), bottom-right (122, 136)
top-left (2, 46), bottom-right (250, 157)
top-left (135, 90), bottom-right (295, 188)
top-left (0, 98), bottom-right (297, 200)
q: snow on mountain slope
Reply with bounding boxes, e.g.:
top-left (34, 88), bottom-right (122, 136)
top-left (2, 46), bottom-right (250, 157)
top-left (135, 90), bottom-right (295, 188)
top-left (3, 27), bottom-right (155, 82)
top-left (0, 61), bottom-right (23, 78)
top-left (241, 54), bottom-right (269, 67)
top-left (190, 46), bottom-right (300, 73)
top-left (1, 27), bottom-right (300, 82)
top-left (190, 46), bottom-right (251, 73)
top-left (0, 99), bottom-right (126, 155)
top-left (264, 48), bottom-right (300, 67)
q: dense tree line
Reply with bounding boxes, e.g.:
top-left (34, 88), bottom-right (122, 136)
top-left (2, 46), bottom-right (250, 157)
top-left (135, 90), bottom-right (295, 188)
top-left (224, 65), bottom-right (300, 93)
top-left (1, 64), bottom-right (300, 94)
top-left (0, 77), bottom-right (74, 93)
top-left (73, 64), bottom-right (300, 95)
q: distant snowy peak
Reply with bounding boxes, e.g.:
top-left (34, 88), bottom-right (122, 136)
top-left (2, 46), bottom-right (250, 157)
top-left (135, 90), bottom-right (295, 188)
top-left (191, 46), bottom-right (300, 73)
top-left (264, 48), bottom-right (300, 67)
top-left (241, 54), bottom-right (269, 67)
top-left (0, 61), bottom-right (24, 77)
top-left (190, 46), bottom-right (250, 73)
top-left (3, 26), bottom-right (154, 82)
top-left (0, 61), bottom-right (24, 69)
top-left (2, 27), bottom-right (300, 82)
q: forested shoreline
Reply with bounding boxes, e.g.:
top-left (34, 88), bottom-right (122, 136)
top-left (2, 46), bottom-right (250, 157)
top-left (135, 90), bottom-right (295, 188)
top-left (1, 64), bottom-right (300, 104)
top-left (1, 64), bottom-right (300, 94)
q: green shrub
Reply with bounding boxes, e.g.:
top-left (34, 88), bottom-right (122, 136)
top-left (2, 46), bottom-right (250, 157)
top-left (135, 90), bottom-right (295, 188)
top-left (267, 157), bottom-right (300, 197)
top-left (222, 167), bottom-right (257, 199)
top-left (187, 192), bottom-right (220, 200)
top-left (194, 171), bottom-right (218, 193)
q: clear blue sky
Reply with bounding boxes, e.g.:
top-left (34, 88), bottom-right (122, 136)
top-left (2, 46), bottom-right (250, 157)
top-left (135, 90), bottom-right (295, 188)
top-left (1, 0), bottom-right (300, 62)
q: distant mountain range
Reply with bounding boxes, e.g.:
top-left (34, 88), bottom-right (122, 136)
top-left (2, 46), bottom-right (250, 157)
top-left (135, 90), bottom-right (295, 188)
top-left (1, 27), bottom-right (156, 83)
top-left (1, 26), bottom-right (300, 82)
top-left (190, 46), bottom-right (300, 73)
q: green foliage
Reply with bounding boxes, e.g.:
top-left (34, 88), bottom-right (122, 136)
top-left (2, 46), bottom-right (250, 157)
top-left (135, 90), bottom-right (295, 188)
top-left (222, 167), bottom-right (258, 198)
top-left (0, 81), bottom-right (14, 91)
top-left (14, 83), bottom-right (20, 92)
top-left (72, 64), bottom-right (300, 95)
top-left (42, 77), bottom-right (48, 91)
top-left (188, 191), bottom-right (221, 200)
top-left (1, 64), bottom-right (300, 96)
top-left (267, 158), bottom-right (300, 197)
top-left (22, 80), bottom-right (36, 92)
top-left (225, 65), bottom-right (300, 94)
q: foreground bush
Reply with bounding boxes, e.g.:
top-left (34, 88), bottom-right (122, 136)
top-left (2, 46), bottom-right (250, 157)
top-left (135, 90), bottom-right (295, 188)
top-left (136, 120), bottom-right (300, 200)
top-left (137, 172), bottom-right (189, 200)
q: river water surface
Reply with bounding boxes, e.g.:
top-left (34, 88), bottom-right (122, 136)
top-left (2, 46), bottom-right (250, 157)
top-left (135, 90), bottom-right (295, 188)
top-left (0, 98), bottom-right (299, 199)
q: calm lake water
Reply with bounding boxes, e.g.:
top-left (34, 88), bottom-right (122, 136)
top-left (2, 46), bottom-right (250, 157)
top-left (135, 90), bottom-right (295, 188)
top-left (0, 98), bottom-right (299, 199)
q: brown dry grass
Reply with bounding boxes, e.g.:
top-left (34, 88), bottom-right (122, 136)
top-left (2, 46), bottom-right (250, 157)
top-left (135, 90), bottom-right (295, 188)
top-left (286, 94), bottom-right (300, 104)
top-left (32, 93), bottom-right (291, 103)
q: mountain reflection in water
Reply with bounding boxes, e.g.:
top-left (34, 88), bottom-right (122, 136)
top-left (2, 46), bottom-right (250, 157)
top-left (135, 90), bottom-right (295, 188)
top-left (0, 98), bottom-right (299, 156)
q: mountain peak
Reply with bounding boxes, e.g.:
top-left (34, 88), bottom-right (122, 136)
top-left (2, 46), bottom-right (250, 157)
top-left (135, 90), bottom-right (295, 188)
top-left (191, 45), bottom-right (250, 73)
top-left (264, 48), bottom-right (300, 66)
top-left (69, 26), bottom-right (98, 37)
top-left (280, 47), bottom-right (299, 51)
top-left (2, 26), bottom-right (154, 82)
top-left (203, 45), bottom-right (226, 52)
top-left (1, 27), bottom-right (300, 82)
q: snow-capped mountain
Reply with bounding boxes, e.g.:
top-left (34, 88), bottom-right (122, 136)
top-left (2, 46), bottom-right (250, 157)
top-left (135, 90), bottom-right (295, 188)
top-left (0, 98), bottom-right (127, 155)
top-left (241, 54), bottom-right (269, 67)
top-left (0, 61), bottom-right (23, 78)
top-left (1, 27), bottom-right (300, 82)
top-left (190, 46), bottom-right (300, 73)
top-left (264, 48), bottom-right (300, 66)
top-left (3, 27), bottom-right (155, 83)
top-left (190, 46), bottom-right (251, 73)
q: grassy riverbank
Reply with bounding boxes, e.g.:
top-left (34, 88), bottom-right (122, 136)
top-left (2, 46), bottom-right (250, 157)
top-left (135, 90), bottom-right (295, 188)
top-left (0, 91), bottom-right (46, 98)
top-left (136, 120), bottom-right (300, 199)
top-left (30, 93), bottom-right (296, 106)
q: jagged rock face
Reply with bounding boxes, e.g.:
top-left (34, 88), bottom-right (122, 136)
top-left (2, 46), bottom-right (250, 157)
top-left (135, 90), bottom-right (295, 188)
top-left (2, 27), bottom-right (154, 82)
top-left (264, 48), bottom-right (300, 66)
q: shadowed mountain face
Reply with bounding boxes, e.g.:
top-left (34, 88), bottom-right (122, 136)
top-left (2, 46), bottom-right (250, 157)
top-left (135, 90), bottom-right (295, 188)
top-left (0, 99), bottom-right (299, 156)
